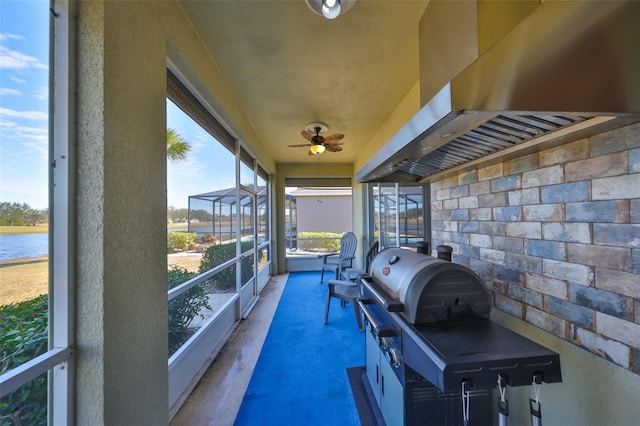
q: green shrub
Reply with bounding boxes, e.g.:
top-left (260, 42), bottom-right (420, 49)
top-left (198, 241), bottom-right (262, 292)
top-left (168, 266), bottom-right (212, 355)
top-left (168, 231), bottom-right (197, 252)
top-left (296, 232), bottom-right (342, 252)
top-left (199, 233), bottom-right (216, 243)
top-left (0, 295), bottom-right (48, 426)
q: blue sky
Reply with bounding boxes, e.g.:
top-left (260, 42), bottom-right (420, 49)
top-left (0, 0), bottom-right (49, 209)
top-left (1, 0), bottom-right (238, 210)
top-left (167, 100), bottom-right (237, 209)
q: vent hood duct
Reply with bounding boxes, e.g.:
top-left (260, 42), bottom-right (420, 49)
top-left (356, 0), bottom-right (640, 183)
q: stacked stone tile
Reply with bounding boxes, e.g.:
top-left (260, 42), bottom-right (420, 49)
top-left (431, 123), bottom-right (640, 374)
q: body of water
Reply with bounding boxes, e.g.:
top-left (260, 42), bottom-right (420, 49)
top-left (0, 233), bottom-right (49, 262)
top-left (2, 226), bottom-right (240, 261)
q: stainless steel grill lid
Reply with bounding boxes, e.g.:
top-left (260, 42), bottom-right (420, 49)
top-left (369, 248), bottom-right (491, 324)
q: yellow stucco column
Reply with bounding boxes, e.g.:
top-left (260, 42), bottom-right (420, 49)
top-left (76, 1), bottom-right (169, 424)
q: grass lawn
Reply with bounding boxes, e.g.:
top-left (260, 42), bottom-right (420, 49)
top-left (1, 254), bottom-right (202, 306)
top-left (0, 257), bottom-right (48, 305)
top-left (1, 224), bottom-right (205, 305)
top-left (167, 222), bottom-right (188, 229)
top-left (168, 253), bottom-right (203, 273)
top-left (0, 224), bottom-right (49, 234)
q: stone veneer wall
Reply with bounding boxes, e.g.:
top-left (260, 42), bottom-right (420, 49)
top-left (430, 122), bottom-right (640, 375)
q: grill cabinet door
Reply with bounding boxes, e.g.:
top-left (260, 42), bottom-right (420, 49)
top-left (380, 357), bottom-right (404, 426)
top-left (365, 328), bottom-right (381, 406)
top-left (365, 323), bottom-right (405, 425)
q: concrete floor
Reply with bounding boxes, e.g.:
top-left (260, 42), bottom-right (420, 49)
top-left (170, 274), bottom-right (289, 426)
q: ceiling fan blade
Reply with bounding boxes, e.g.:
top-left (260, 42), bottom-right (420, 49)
top-left (323, 134), bottom-right (344, 143)
top-left (296, 128), bottom-right (345, 154)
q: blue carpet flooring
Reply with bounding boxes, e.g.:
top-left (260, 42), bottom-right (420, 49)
top-left (234, 271), bottom-right (364, 426)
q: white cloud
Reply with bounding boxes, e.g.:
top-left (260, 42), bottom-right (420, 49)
top-left (11, 76), bottom-right (26, 84)
top-left (0, 45), bottom-right (48, 70)
top-left (0, 120), bottom-right (48, 161)
top-left (0, 107), bottom-right (48, 120)
top-left (0, 112), bottom-right (48, 161)
top-left (168, 128), bottom-right (213, 178)
top-left (31, 85), bottom-right (47, 100)
top-left (0, 118), bottom-right (47, 139)
top-left (14, 124), bottom-right (48, 137)
top-left (22, 139), bottom-right (49, 160)
top-left (0, 88), bottom-right (22, 96)
top-left (189, 128), bottom-right (212, 151)
top-left (0, 33), bottom-right (24, 42)
top-left (0, 117), bottom-right (17, 128)
top-left (170, 155), bottom-right (206, 179)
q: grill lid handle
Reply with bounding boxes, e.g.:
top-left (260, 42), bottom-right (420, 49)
top-left (358, 300), bottom-right (398, 338)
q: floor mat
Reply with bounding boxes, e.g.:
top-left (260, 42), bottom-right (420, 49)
top-left (234, 271), bottom-right (364, 426)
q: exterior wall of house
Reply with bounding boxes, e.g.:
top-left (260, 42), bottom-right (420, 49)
top-left (275, 163), bottom-right (355, 274)
top-left (430, 122), bottom-right (640, 424)
top-left (296, 195), bottom-right (352, 233)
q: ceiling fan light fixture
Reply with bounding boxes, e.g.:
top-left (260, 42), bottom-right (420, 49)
top-left (310, 144), bottom-right (326, 155)
top-left (288, 121), bottom-right (344, 155)
top-left (322, 0), bottom-right (341, 19)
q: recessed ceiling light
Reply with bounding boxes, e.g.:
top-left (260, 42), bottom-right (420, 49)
top-left (304, 0), bottom-right (358, 20)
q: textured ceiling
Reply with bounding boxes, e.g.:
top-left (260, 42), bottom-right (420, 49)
top-left (178, 0), bottom-right (429, 164)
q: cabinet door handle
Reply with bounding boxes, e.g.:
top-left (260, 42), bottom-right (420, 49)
top-left (376, 365), bottom-right (379, 384)
top-left (381, 374), bottom-right (385, 396)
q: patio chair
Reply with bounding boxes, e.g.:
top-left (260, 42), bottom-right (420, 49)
top-left (324, 241), bottom-right (379, 331)
top-left (341, 240), bottom-right (379, 282)
top-left (319, 232), bottom-right (357, 283)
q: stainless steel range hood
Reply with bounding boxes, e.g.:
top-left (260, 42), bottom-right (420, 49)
top-left (356, 0), bottom-right (640, 183)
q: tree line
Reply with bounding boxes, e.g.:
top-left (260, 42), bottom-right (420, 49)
top-left (0, 202), bottom-right (48, 226)
top-left (168, 207), bottom-right (217, 223)
top-left (1, 202), bottom-right (237, 227)
top-left (2, 131), bottom-right (249, 227)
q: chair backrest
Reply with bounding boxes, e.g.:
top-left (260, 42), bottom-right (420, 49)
top-left (364, 241), bottom-right (380, 273)
top-left (339, 232), bottom-right (357, 260)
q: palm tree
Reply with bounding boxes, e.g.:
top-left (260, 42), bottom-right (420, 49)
top-left (167, 128), bottom-right (191, 162)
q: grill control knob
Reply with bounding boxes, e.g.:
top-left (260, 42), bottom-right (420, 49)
top-left (385, 348), bottom-right (400, 368)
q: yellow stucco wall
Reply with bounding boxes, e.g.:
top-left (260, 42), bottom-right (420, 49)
top-left (354, 82), bottom-right (421, 176)
top-left (494, 310), bottom-right (640, 425)
top-left (75, 1), bottom-right (276, 423)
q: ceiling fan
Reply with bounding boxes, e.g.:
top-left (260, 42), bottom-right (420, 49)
top-left (288, 122), bottom-right (344, 155)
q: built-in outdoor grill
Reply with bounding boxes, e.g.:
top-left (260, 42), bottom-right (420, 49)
top-left (358, 247), bottom-right (562, 426)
